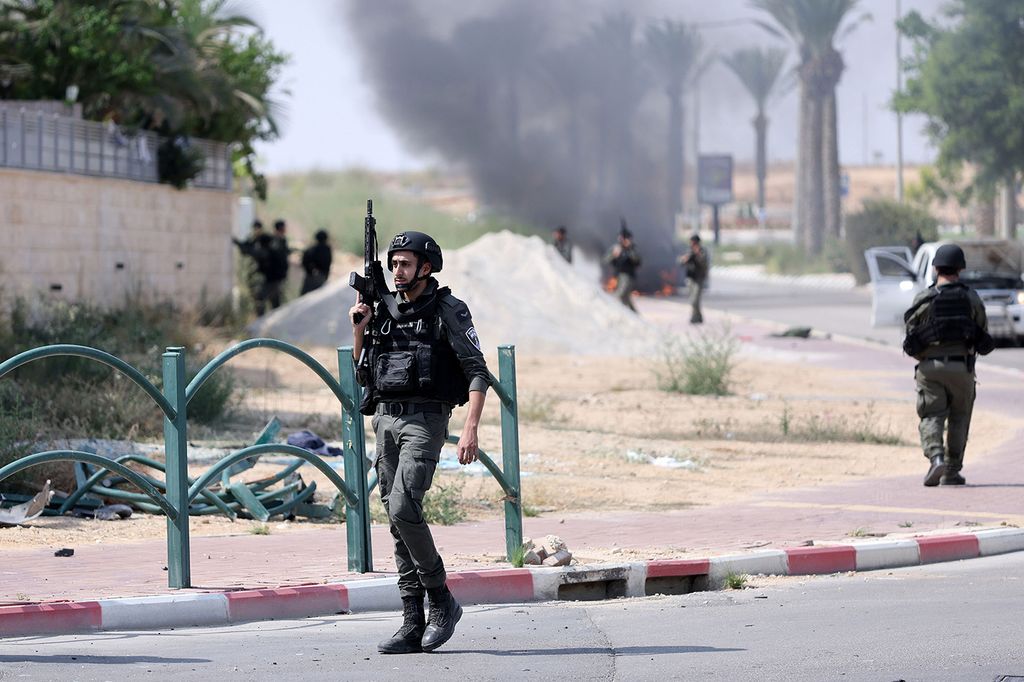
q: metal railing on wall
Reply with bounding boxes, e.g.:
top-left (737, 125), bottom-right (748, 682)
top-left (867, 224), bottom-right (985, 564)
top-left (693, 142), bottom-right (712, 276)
top-left (0, 340), bottom-right (522, 590)
top-left (0, 106), bottom-right (232, 191)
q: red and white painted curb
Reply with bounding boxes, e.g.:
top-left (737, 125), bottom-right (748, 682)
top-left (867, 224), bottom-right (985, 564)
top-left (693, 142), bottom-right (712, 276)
top-left (3, 527), bottom-right (1022, 638)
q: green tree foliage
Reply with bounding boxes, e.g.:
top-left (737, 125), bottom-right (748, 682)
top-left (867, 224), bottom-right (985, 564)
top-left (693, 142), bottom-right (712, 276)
top-left (844, 199), bottom-right (939, 284)
top-left (897, 1), bottom-right (1024, 189)
top-left (0, 0), bottom-right (287, 195)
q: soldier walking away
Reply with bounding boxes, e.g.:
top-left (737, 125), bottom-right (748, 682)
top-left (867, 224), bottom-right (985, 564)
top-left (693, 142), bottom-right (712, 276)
top-left (679, 234), bottom-right (709, 324)
top-left (903, 244), bottom-right (994, 486)
top-left (552, 225), bottom-right (573, 264)
top-left (300, 229), bottom-right (333, 295)
top-left (348, 231), bottom-right (489, 654)
top-left (604, 222), bottom-right (642, 313)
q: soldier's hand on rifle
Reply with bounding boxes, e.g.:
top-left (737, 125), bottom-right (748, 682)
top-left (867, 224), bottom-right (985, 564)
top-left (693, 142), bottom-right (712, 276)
top-left (349, 302), bottom-right (372, 331)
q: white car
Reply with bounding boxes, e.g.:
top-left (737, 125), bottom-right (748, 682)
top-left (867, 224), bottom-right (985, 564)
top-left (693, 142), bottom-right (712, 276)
top-left (864, 239), bottom-right (1024, 343)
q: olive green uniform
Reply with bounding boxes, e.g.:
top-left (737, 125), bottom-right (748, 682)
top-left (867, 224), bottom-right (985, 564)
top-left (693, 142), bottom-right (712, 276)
top-left (604, 244), bottom-right (641, 313)
top-left (682, 246), bottom-right (709, 324)
top-left (904, 283), bottom-right (988, 474)
top-left (360, 279), bottom-right (490, 599)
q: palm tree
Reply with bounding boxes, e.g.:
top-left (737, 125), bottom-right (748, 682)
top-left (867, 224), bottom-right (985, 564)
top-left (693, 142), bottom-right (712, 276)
top-left (722, 46), bottom-right (787, 215)
top-left (751, 0), bottom-right (865, 254)
top-left (645, 19), bottom-right (701, 226)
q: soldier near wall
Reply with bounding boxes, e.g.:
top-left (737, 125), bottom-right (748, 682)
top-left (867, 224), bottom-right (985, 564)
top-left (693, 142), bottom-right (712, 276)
top-left (903, 244), bottom-right (995, 487)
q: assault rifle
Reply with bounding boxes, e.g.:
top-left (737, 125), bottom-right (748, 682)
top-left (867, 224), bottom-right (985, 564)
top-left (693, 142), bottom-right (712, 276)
top-left (348, 199), bottom-right (388, 325)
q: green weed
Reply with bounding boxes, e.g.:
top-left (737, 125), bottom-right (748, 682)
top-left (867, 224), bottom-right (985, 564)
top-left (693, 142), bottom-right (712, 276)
top-left (509, 543), bottom-right (527, 568)
top-left (423, 479), bottom-right (467, 526)
top-left (654, 326), bottom-right (739, 396)
top-left (248, 523), bottom-right (271, 535)
top-left (724, 572), bottom-right (747, 590)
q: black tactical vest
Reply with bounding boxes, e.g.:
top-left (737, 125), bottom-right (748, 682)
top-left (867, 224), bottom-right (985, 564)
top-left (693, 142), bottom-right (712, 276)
top-left (903, 284), bottom-right (978, 355)
top-left (367, 287), bottom-right (469, 406)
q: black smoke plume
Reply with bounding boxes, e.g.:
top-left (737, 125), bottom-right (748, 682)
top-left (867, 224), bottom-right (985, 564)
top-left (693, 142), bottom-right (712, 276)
top-left (345, 0), bottom-right (687, 290)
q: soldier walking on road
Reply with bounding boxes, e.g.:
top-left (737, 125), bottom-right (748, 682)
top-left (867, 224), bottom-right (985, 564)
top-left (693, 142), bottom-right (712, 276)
top-left (903, 244), bottom-right (994, 486)
top-left (679, 234), bottom-right (709, 324)
top-left (349, 231), bottom-right (490, 654)
top-left (604, 222), bottom-right (642, 313)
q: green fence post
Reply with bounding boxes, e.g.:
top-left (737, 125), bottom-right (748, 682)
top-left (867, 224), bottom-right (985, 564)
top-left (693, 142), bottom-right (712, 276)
top-left (163, 347), bottom-right (191, 588)
top-left (339, 346), bottom-right (372, 573)
top-left (498, 345), bottom-right (523, 561)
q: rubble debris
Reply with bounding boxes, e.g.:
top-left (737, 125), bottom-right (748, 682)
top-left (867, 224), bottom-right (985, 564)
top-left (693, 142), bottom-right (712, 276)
top-left (94, 504), bottom-right (133, 521)
top-left (0, 480), bottom-right (53, 527)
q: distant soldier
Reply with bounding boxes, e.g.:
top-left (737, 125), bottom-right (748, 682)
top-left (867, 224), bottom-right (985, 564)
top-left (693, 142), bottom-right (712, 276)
top-left (552, 225), bottom-right (572, 264)
top-left (604, 223), bottom-right (641, 313)
top-left (679, 234), bottom-right (709, 324)
top-left (232, 219), bottom-right (266, 303)
top-left (300, 229), bottom-right (333, 295)
top-left (903, 244), bottom-right (994, 486)
top-left (256, 219), bottom-right (291, 314)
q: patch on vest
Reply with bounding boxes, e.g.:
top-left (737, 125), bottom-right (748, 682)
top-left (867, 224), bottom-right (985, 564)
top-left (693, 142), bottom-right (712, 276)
top-left (466, 327), bottom-right (480, 350)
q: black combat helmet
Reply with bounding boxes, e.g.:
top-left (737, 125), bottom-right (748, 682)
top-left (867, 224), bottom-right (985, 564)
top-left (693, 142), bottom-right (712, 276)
top-left (387, 231), bottom-right (443, 273)
top-left (933, 244), bottom-right (966, 270)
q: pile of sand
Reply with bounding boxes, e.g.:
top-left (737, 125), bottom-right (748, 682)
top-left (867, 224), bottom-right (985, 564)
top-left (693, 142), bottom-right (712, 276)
top-left (251, 231), bottom-right (659, 355)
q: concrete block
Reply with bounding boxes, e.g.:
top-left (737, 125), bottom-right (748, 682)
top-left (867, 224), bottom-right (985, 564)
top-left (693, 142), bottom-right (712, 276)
top-left (99, 594), bottom-right (229, 631)
top-left (707, 550), bottom-right (788, 586)
top-left (344, 576), bottom-right (401, 613)
top-left (975, 528), bottom-right (1024, 557)
top-left (853, 538), bottom-right (920, 572)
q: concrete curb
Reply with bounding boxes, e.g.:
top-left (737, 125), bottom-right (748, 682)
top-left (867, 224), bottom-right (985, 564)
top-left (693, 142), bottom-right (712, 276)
top-left (2, 527), bottom-right (1022, 638)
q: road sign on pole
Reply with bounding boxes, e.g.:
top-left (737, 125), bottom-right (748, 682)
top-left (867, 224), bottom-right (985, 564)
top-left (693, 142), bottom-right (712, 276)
top-left (698, 154), bottom-right (733, 245)
top-left (698, 154), bottom-right (733, 206)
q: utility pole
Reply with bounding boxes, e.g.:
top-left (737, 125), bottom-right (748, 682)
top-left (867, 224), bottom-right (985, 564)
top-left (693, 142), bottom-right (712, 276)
top-left (895, 0), bottom-right (904, 203)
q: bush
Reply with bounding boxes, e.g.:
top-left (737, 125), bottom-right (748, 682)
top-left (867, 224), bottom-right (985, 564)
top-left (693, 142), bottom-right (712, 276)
top-left (423, 479), bottom-right (467, 525)
top-left (0, 296), bottom-right (236, 491)
top-left (844, 199), bottom-right (939, 284)
top-left (654, 327), bottom-right (739, 396)
top-left (157, 136), bottom-right (205, 189)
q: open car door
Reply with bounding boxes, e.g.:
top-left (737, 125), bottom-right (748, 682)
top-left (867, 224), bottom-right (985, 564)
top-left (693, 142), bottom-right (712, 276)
top-left (865, 246), bottom-right (917, 327)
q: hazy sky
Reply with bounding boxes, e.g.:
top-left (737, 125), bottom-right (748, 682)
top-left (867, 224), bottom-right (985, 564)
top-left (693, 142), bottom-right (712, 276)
top-left (250, 0), bottom-right (944, 174)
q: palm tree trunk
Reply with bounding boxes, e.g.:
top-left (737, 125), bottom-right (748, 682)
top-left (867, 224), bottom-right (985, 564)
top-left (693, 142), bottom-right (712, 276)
top-left (823, 90), bottom-right (841, 239)
top-left (975, 191), bottom-right (996, 236)
top-left (667, 90), bottom-right (684, 225)
top-left (1001, 172), bottom-right (1018, 239)
top-left (805, 94), bottom-right (826, 255)
top-left (793, 85), bottom-right (808, 249)
top-left (753, 110), bottom-right (767, 211)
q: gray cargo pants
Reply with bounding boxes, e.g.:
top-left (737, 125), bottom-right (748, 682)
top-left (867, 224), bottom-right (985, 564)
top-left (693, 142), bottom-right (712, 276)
top-left (372, 407), bottom-right (449, 598)
top-left (915, 358), bottom-right (976, 473)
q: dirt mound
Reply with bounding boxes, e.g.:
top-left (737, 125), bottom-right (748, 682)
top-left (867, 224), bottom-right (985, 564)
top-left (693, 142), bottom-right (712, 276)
top-left (251, 231), bottom-right (658, 355)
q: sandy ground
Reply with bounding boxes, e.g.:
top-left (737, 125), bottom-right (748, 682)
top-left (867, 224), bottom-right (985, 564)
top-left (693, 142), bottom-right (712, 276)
top-left (3, 328), bottom-right (1019, 550)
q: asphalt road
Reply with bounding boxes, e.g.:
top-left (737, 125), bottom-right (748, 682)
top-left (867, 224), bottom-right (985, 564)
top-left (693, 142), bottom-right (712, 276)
top-left (3, 553), bottom-right (1022, 681)
top-left (705, 274), bottom-right (1024, 373)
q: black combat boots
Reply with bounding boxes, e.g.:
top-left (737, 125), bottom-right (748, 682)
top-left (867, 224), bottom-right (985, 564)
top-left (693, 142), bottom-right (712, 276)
top-left (923, 455), bottom-right (946, 487)
top-left (940, 471), bottom-right (966, 485)
top-left (421, 584), bottom-right (462, 652)
top-left (378, 596), bottom-right (426, 654)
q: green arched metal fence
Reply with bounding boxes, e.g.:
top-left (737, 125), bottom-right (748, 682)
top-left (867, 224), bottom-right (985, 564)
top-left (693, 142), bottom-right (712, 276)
top-left (0, 340), bottom-right (522, 589)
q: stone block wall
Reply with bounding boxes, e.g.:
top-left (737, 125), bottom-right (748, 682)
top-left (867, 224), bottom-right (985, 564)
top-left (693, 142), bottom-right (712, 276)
top-left (0, 168), bottom-right (235, 309)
